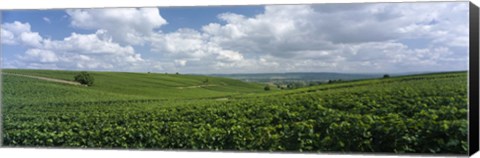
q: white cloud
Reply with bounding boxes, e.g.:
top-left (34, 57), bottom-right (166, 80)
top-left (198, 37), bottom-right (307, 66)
top-left (2, 21), bottom-right (31, 34)
top-left (36, 30), bottom-right (144, 70)
top-left (1, 28), bottom-right (16, 44)
top-left (2, 21), bottom-right (145, 71)
top-left (42, 30), bottom-right (137, 56)
top-left (150, 29), bottom-right (208, 58)
top-left (1, 21), bottom-right (43, 47)
top-left (2, 3), bottom-right (470, 73)
top-left (22, 49), bottom-right (59, 63)
top-left (174, 59), bottom-right (187, 67)
top-left (66, 8), bottom-right (167, 45)
top-left (42, 17), bottom-right (51, 23)
top-left (215, 50), bottom-right (243, 62)
top-left (197, 3), bottom-right (468, 73)
top-left (149, 28), bottom-right (246, 71)
top-left (19, 32), bottom-right (43, 47)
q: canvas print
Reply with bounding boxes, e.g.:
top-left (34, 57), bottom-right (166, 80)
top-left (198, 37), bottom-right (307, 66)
top-left (0, 2), bottom-right (470, 155)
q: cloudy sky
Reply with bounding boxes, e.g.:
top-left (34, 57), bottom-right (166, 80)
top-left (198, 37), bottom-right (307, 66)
top-left (0, 2), bottom-right (469, 74)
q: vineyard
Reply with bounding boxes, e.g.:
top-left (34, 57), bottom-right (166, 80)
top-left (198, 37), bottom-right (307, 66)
top-left (1, 70), bottom-right (468, 154)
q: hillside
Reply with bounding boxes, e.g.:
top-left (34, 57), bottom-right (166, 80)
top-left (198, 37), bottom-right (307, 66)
top-left (2, 69), bottom-right (267, 102)
top-left (1, 69), bottom-right (468, 154)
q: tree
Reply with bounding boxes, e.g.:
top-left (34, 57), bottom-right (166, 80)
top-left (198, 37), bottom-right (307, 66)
top-left (383, 74), bottom-right (390, 78)
top-left (203, 78), bottom-right (209, 85)
top-left (264, 85), bottom-right (271, 91)
top-left (74, 71), bottom-right (94, 86)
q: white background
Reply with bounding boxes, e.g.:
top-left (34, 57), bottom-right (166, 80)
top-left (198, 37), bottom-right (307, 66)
top-left (0, 0), bottom-right (478, 158)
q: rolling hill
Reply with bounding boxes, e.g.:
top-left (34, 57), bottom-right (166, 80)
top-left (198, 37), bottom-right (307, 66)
top-left (1, 69), bottom-right (468, 154)
top-left (2, 69), bottom-right (267, 102)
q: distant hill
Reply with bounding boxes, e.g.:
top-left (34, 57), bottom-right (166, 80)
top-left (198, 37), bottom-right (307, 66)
top-left (208, 72), bottom-right (388, 83)
top-left (205, 71), bottom-right (457, 83)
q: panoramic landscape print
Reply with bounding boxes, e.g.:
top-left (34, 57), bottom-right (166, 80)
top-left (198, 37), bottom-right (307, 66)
top-left (1, 2), bottom-right (469, 154)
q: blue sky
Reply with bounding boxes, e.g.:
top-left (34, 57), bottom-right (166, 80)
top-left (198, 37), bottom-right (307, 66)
top-left (0, 2), bottom-right (470, 73)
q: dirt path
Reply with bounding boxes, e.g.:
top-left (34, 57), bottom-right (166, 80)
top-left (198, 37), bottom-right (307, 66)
top-left (4, 73), bottom-right (84, 86)
top-left (176, 84), bottom-right (218, 89)
top-left (214, 98), bottom-right (229, 101)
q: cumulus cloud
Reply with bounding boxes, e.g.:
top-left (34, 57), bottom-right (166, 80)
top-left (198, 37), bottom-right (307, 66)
top-left (146, 3), bottom-right (467, 73)
top-left (2, 21), bottom-right (31, 34)
top-left (2, 21), bottom-right (145, 71)
top-left (150, 29), bottom-right (208, 58)
top-left (1, 27), bottom-right (16, 44)
top-left (22, 49), bottom-right (59, 63)
top-left (149, 28), bottom-right (246, 71)
top-left (2, 2), bottom-right (469, 73)
top-left (174, 59), bottom-right (187, 67)
top-left (42, 30), bottom-right (137, 56)
top-left (1, 21), bottom-right (43, 47)
top-left (66, 8), bottom-right (167, 45)
top-left (19, 32), bottom-right (43, 47)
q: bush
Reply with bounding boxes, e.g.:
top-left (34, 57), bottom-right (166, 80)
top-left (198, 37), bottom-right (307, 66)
top-left (383, 74), bottom-right (390, 78)
top-left (203, 78), bottom-right (209, 85)
top-left (264, 85), bottom-right (271, 91)
top-left (74, 71), bottom-right (94, 86)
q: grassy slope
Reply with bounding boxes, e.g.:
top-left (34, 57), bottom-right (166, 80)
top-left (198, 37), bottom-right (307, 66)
top-left (2, 75), bottom-right (149, 106)
top-left (241, 71), bottom-right (467, 98)
top-left (2, 69), bottom-right (267, 101)
top-left (4, 72), bottom-right (467, 153)
top-left (2, 69), bottom-right (468, 153)
top-left (2, 69), bottom-right (466, 105)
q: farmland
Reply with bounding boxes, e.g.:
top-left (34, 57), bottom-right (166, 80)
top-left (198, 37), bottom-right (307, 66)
top-left (1, 69), bottom-right (468, 154)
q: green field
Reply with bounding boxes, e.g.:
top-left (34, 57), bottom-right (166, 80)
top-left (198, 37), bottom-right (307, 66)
top-left (1, 69), bottom-right (468, 154)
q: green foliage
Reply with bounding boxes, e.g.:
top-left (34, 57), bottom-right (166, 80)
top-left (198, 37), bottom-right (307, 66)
top-left (2, 69), bottom-right (266, 99)
top-left (1, 70), bottom-right (468, 154)
top-left (383, 74), bottom-right (390, 78)
top-left (74, 71), bottom-right (94, 86)
top-left (203, 78), bottom-right (209, 85)
top-left (264, 85), bottom-right (271, 91)
top-left (328, 79), bottom-right (343, 84)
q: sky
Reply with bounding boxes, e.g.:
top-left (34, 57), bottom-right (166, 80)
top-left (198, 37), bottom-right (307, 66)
top-left (0, 2), bottom-right (470, 74)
